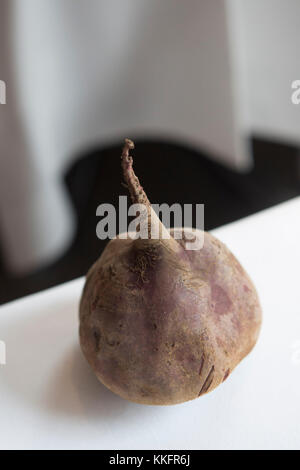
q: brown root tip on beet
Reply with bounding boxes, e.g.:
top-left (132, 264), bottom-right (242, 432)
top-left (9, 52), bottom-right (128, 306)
top-left (121, 138), bottom-right (150, 208)
top-left (124, 138), bottom-right (135, 150)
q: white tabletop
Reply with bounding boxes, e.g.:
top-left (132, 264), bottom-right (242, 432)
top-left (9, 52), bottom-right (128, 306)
top-left (0, 197), bottom-right (300, 450)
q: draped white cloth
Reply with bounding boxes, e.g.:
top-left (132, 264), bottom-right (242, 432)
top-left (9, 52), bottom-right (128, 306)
top-left (0, 0), bottom-right (299, 273)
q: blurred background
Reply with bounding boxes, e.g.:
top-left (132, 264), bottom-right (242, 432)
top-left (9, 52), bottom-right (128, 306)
top-left (0, 0), bottom-right (299, 304)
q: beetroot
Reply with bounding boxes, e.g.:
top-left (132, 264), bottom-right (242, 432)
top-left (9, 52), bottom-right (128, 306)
top-left (79, 139), bottom-right (262, 405)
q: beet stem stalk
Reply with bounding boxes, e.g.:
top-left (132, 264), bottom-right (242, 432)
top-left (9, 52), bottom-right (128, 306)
top-left (121, 138), bottom-right (150, 207)
top-left (121, 139), bottom-right (173, 243)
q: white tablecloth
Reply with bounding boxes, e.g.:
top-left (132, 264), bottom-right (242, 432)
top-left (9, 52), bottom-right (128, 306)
top-left (0, 197), bottom-right (299, 450)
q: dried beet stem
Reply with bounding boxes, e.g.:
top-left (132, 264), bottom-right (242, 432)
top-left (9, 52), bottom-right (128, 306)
top-left (121, 138), bottom-right (150, 207)
top-left (121, 139), bottom-right (175, 246)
